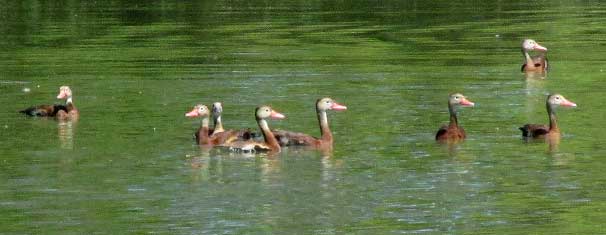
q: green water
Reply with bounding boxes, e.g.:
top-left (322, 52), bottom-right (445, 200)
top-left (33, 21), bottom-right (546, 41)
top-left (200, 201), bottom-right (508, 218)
top-left (2, 0), bottom-right (606, 234)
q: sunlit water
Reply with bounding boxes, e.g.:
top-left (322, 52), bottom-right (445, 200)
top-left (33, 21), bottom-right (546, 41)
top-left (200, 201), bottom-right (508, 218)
top-left (1, 1), bottom-right (606, 234)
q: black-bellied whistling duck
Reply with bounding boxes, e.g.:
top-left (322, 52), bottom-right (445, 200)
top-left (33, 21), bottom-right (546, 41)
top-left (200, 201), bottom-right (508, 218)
top-left (521, 39), bottom-right (548, 73)
top-left (20, 86), bottom-right (79, 119)
top-left (220, 105), bottom-right (285, 153)
top-left (436, 93), bottom-right (475, 142)
top-left (520, 94), bottom-right (577, 138)
top-left (272, 97), bottom-right (347, 149)
top-left (186, 104), bottom-right (213, 145)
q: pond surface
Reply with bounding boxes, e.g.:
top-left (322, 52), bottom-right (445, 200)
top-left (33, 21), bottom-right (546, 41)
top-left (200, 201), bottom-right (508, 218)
top-left (2, 0), bottom-right (606, 234)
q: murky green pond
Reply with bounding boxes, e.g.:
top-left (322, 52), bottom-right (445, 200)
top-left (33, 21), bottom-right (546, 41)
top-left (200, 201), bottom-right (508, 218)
top-left (2, 0), bottom-right (606, 234)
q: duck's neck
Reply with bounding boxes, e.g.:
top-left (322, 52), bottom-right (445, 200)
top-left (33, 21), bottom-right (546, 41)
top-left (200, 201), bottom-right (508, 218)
top-left (258, 119), bottom-right (280, 152)
top-left (317, 108), bottom-right (332, 143)
top-left (547, 103), bottom-right (559, 132)
top-left (213, 115), bottom-right (224, 133)
top-left (522, 48), bottom-right (533, 65)
top-left (448, 103), bottom-right (459, 128)
top-left (65, 96), bottom-right (75, 111)
top-left (198, 117), bottom-right (210, 145)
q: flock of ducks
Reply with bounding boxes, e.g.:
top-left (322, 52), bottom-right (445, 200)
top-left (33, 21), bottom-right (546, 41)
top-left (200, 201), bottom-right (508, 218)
top-left (19, 39), bottom-right (576, 153)
top-left (183, 98), bottom-right (347, 153)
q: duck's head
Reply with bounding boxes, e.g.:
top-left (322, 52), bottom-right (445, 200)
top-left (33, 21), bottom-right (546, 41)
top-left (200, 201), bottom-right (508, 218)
top-left (212, 102), bottom-right (223, 116)
top-left (316, 97), bottom-right (347, 111)
top-left (255, 105), bottom-right (286, 120)
top-left (57, 86), bottom-right (72, 99)
top-left (185, 104), bottom-right (210, 118)
top-left (522, 39), bottom-right (547, 52)
top-left (449, 93), bottom-right (475, 107)
top-left (548, 94), bottom-right (577, 108)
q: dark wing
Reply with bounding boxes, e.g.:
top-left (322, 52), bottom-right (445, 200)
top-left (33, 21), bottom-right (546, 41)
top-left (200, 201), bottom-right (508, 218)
top-left (272, 129), bottom-right (318, 146)
top-left (519, 124), bottom-right (549, 137)
top-left (435, 125), bottom-right (448, 140)
top-left (19, 104), bottom-right (67, 117)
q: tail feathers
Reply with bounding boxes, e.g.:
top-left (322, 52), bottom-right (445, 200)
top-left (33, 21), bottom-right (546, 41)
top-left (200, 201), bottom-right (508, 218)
top-left (519, 126), bottom-right (529, 137)
top-left (19, 107), bottom-right (43, 116)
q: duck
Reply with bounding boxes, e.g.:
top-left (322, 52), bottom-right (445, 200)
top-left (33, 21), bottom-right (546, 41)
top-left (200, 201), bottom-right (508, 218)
top-left (20, 86), bottom-right (79, 120)
top-left (272, 98), bottom-right (347, 149)
top-left (520, 94), bottom-right (576, 138)
top-left (219, 105), bottom-right (285, 153)
top-left (186, 104), bottom-right (214, 145)
top-left (436, 93), bottom-right (475, 142)
top-left (521, 39), bottom-right (548, 73)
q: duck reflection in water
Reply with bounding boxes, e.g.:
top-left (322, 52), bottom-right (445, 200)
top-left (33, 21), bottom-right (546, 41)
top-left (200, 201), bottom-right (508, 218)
top-left (58, 119), bottom-right (76, 150)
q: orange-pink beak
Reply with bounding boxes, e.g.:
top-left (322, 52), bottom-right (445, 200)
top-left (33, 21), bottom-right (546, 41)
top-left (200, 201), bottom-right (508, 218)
top-left (185, 109), bottom-right (199, 117)
top-left (57, 90), bottom-right (68, 99)
top-left (460, 98), bottom-right (475, 107)
top-left (561, 98), bottom-right (577, 107)
top-left (270, 110), bottom-right (286, 119)
top-left (331, 102), bottom-right (347, 111)
top-left (534, 43), bottom-right (547, 52)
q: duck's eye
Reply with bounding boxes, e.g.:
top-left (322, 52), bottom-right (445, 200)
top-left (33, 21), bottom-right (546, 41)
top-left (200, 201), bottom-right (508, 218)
top-left (455, 96), bottom-right (460, 100)
top-left (555, 96), bottom-right (560, 100)
top-left (265, 109), bottom-right (269, 112)
top-left (326, 101), bottom-right (330, 104)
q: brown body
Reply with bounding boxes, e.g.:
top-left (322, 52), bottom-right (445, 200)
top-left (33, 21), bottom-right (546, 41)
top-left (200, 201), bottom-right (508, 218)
top-left (20, 86), bottom-right (78, 120)
top-left (435, 93), bottom-right (474, 142)
top-left (272, 98), bottom-right (347, 150)
top-left (520, 94), bottom-right (576, 138)
top-left (521, 54), bottom-right (548, 73)
top-left (435, 119), bottom-right (467, 141)
top-left (195, 128), bottom-right (253, 146)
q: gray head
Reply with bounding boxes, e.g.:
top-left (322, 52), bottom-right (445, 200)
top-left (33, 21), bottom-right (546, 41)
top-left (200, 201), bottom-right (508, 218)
top-left (522, 39), bottom-right (547, 52)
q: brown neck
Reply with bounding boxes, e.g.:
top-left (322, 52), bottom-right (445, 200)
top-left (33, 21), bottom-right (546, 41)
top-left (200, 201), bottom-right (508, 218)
top-left (258, 118), bottom-right (281, 152)
top-left (198, 117), bottom-right (210, 145)
top-left (448, 102), bottom-right (459, 128)
top-left (317, 108), bottom-right (333, 144)
top-left (547, 103), bottom-right (559, 132)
